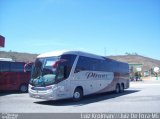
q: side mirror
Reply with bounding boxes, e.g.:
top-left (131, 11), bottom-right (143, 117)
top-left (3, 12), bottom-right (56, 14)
top-left (24, 62), bottom-right (33, 72)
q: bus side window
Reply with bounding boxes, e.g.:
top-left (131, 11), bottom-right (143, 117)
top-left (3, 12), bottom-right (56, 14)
top-left (74, 66), bottom-right (84, 73)
top-left (75, 56), bottom-right (86, 73)
top-left (56, 65), bottom-right (65, 80)
top-left (58, 54), bottom-right (76, 79)
top-left (11, 62), bottom-right (24, 72)
top-left (0, 62), bottom-right (10, 72)
top-left (55, 62), bottom-right (69, 83)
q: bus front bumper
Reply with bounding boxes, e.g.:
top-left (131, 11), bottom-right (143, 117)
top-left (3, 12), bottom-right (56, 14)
top-left (28, 84), bottom-right (57, 100)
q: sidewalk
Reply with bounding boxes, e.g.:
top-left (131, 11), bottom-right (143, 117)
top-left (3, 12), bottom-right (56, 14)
top-left (131, 76), bottom-right (160, 84)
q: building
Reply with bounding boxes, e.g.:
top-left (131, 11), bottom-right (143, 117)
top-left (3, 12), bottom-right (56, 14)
top-left (129, 63), bottom-right (143, 79)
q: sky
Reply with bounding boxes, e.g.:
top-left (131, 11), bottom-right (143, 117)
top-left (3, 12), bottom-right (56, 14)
top-left (0, 0), bottom-right (160, 60)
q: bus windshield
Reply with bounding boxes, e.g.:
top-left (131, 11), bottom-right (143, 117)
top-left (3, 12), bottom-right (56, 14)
top-left (30, 54), bottom-right (76, 86)
top-left (30, 57), bottom-right (59, 86)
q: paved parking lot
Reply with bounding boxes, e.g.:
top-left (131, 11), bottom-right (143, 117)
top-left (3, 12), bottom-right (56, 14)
top-left (0, 79), bottom-right (160, 113)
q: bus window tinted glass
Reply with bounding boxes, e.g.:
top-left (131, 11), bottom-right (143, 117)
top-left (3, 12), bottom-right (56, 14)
top-left (10, 62), bottom-right (24, 72)
top-left (75, 56), bottom-right (103, 72)
top-left (0, 61), bottom-right (10, 72)
top-left (60, 54), bottom-right (76, 78)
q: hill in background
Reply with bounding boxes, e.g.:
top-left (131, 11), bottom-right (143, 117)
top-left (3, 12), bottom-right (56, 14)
top-left (108, 55), bottom-right (160, 71)
top-left (0, 51), bottom-right (37, 62)
top-left (0, 51), bottom-right (160, 72)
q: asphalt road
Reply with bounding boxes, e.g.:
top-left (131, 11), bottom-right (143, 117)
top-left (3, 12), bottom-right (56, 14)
top-left (0, 79), bottom-right (160, 113)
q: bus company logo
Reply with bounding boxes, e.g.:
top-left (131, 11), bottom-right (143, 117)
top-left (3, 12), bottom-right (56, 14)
top-left (86, 72), bottom-right (108, 79)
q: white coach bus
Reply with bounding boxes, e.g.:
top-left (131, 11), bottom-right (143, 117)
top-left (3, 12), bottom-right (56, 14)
top-left (28, 51), bottom-right (129, 101)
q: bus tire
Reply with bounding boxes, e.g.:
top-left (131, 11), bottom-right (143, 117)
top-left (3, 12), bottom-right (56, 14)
top-left (73, 88), bottom-right (83, 101)
top-left (120, 83), bottom-right (124, 93)
top-left (115, 84), bottom-right (120, 94)
top-left (19, 84), bottom-right (28, 93)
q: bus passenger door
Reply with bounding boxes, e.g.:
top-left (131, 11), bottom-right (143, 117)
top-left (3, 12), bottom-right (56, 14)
top-left (57, 79), bottom-right (70, 99)
top-left (56, 64), bottom-right (70, 99)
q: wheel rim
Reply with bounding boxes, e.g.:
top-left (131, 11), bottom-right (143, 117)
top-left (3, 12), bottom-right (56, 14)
top-left (74, 92), bottom-right (80, 99)
top-left (116, 85), bottom-right (120, 93)
top-left (122, 85), bottom-right (124, 91)
top-left (121, 85), bottom-right (124, 92)
top-left (20, 85), bottom-right (27, 92)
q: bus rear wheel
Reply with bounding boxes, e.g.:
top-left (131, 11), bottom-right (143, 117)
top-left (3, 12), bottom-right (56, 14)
top-left (73, 88), bottom-right (83, 101)
top-left (19, 84), bottom-right (28, 93)
top-left (115, 84), bottom-right (120, 94)
top-left (120, 84), bottom-right (124, 93)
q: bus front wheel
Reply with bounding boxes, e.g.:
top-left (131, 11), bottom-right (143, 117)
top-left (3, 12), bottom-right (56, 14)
top-left (73, 88), bottom-right (83, 101)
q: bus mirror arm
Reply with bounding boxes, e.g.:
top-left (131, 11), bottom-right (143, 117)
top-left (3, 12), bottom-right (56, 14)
top-left (24, 62), bottom-right (33, 72)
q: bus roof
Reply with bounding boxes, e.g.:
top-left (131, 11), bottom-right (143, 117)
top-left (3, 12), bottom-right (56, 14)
top-left (0, 58), bottom-right (13, 61)
top-left (37, 50), bottom-right (129, 66)
top-left (37, 50), bottom-right (105, 60)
